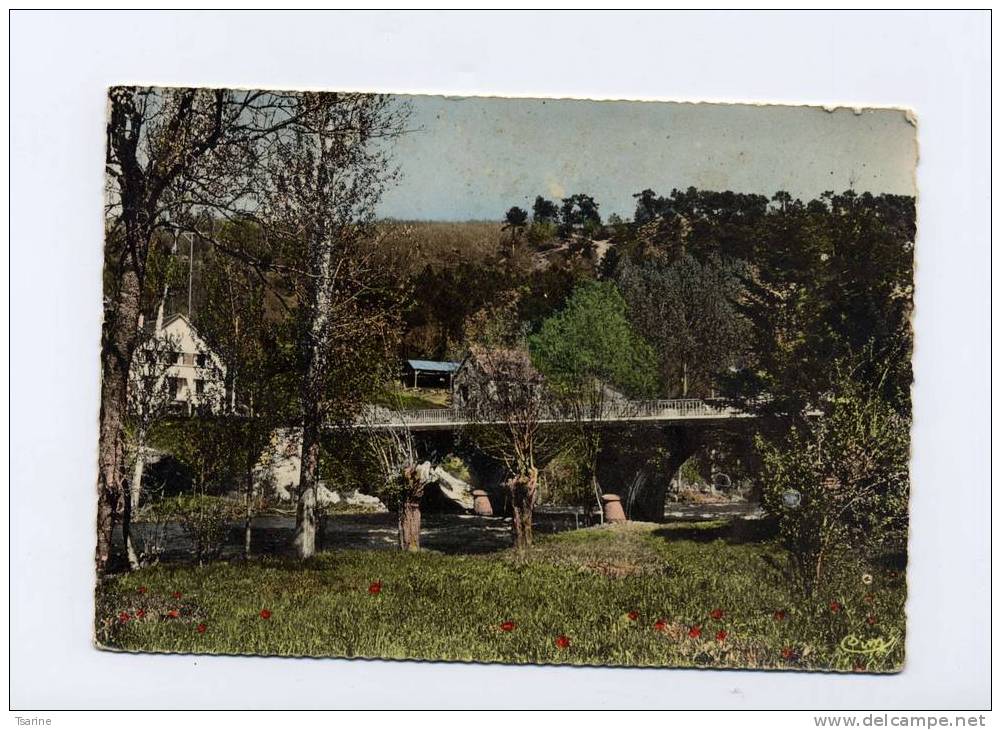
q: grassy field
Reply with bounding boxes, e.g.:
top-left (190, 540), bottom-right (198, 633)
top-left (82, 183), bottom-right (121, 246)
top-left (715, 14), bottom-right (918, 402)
top-left (373, 386), bottom-right (451, 410)
top-left (374, 220), bottom-right (505, 275)
top-left (96, 522), bottom-right (905, 672)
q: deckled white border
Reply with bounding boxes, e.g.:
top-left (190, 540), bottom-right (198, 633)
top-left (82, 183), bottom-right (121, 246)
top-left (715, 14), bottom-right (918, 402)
top-left (9, 10), bottom-right (990, 710)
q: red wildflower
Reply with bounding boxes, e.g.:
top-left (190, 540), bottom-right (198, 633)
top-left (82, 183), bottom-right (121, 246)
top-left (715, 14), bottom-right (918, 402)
top-left (554, 635), bottom-right (570, 649)
top-left (137, 586), bottom-right (147, 595)
top-left (853, 663), bottom-right (867, 673)
top-left (136, 609), bottom-right (146, 619)
top-left (368, 581), bottom-right (382, 595)
top-left (166, 609), bottom-right (179, 619)
top-left (715, 629), bottom-right (728, 643)
top-left (709, 608), bottom-right (724, 621)
top-left (688, 625), bottom-right (702, 639)
top-left (653, 619), bottom-right (667, 632)
top-left (829, 600), bottom-right (842, 613)
top-left (118, 611), bottom-right (130, 623)
top-left (197, 623), bottom-right (207, 634)
top-left (499, 621), bottom-right (516, 632)
top-left (866, 615), bottom-right (878, 626)
top-left (172, 591), bottom-right (182, 600)
top-left (627, 611), bottom-right (639, 621)
top-left (773, 609), bottom-right (787, 621)
top-left (781, 646), bottom-right (795, 660)
top-left (863, 593), bottom-right (875, 605)
top-left (259, 609), bottom-right (272, 620)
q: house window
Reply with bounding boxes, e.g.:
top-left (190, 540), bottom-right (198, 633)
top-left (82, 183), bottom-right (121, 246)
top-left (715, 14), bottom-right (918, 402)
top-left (181, 353), bottom-right (195, 366)
top-left (169, 377), bottom-right (185, 400)
top-left (196, 353), bottom-right (208, 368)
top-left (195, 379), bottom-right (205, 395)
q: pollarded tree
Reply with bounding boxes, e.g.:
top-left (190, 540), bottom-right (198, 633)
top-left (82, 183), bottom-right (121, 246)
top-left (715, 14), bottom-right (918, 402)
top-left (366, 404), bottom-right (438, 552)
top-left (460, 347), bottom-right (566, 549)
top-left (258, 92), bottom-right (410, 558)
top-left (529, 281), bottom-right (658, 515)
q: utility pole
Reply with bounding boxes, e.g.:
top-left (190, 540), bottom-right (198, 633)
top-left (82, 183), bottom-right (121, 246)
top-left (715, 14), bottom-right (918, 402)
top-left (187, 231), bottom-right (194, 321)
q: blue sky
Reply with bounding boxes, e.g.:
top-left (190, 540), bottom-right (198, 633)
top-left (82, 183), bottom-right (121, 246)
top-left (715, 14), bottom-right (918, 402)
top-left (376, 95), bottom-right (917, 222)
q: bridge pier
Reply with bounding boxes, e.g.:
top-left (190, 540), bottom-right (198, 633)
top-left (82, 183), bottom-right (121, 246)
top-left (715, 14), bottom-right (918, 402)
top-left (597, 425), bottom-right (705, 523)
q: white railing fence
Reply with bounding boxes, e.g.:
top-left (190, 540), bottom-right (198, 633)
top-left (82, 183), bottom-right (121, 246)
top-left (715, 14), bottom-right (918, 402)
top-left (357, 398), bottom-right (749, 428)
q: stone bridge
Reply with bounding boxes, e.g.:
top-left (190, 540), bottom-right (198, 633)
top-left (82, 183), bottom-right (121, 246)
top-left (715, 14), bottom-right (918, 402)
top-left (343, 398), bottom-right (783, 522)
top-left (357, 398), bottom-right (759, 431)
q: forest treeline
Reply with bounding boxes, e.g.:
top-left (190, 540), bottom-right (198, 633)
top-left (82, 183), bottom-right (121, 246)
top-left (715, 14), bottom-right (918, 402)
top-left (389, 187), bottom-right (914, 418)
top-left (134, 185), bottom-right (915, 419)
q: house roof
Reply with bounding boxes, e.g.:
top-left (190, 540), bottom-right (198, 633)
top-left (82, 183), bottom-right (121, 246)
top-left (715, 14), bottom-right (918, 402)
top-left (406, 359), bottom-right (461, 374)
top-left (460, 346), bottom-right (543, 381)
top-left (155, 312), bottom-right (227, 374)
top-left (161, 312), bottom-right (187, 329)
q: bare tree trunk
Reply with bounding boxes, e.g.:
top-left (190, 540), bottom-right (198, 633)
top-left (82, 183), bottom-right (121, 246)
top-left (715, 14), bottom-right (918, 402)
top-left (508, 467), bottom-right (538, 550)
top-left (122, 485), bottom-right (140, 570)
top-left (399, 498), bottom-right (421, 551)
top-left (293, 199), bottom-right (337, 558)
top-left (244, 466), bottom-right (254, 558)
top-left (130, 433), bottom-right (146, 510)
top-left (512, 498), bottom-right (534, 550)
top-left (294, 423), bottom-right (320, 558)
top-left (397, 465), bottom-right (427, 551)
top-left (591, 472), bottom-right (604, 525)
top-left (122, 429), bottom-right (148, 570)
top-left (97, 268), bottom-right (143, 575)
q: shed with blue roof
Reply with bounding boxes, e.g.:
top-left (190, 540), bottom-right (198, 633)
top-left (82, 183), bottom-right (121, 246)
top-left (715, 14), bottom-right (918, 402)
top-left (402, 358), bottom-right (462, 389)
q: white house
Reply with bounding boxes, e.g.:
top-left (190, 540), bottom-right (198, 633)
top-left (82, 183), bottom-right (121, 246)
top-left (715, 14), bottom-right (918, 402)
top-left (133, 312), bottom-right (228, 414)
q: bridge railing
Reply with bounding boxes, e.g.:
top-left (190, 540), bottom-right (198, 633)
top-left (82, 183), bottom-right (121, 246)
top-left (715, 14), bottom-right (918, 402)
top-left (357, 398), bottom-right (745, 428)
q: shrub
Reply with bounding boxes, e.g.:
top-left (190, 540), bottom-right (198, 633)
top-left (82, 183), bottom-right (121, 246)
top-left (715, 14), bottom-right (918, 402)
top-left (145, 494), bottom-right (243, 565)
top-left (526, 221), bottom-right (559, 249)
top-left (758, 371), bottom-right (909, 595)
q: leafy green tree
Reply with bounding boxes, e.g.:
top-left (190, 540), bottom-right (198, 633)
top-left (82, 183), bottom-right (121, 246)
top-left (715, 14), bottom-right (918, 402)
top-left (197, 227), bottom-right (299, 557)
top-left (616, 253), bottom-right (748, 397)
top-left (503, 206), bottom-right (529, 231)
top-left (501, 206), bottom-right (529, 256)
top-left (734, 191), bottom-right (915, 416)
top-left (632, 188), bottom-right (671, 225)
top-left (530, 280), bottom-right (657, 397)
top-left (558, 193), bottom-right (602, 239)
top-left (529, 281), bottom-right (658, 512)
top-left (629, 187), bottom-right (769, 260)
top-left (532, 195), bottom-right (559, 224)
top-left (259, 93), bottom-right (410, 558)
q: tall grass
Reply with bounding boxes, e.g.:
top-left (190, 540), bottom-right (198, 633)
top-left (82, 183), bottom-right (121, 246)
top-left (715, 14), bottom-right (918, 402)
top-left (97, 523), bottom-right (904, 671)
top-left (373, 220), bottom-right (506, 275)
